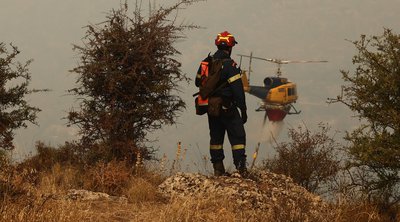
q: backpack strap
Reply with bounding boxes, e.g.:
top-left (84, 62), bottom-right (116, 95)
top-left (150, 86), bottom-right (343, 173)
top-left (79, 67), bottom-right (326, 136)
top-left (192, 57), bottom-right (232, 98)
top-left (207, 58), bottom-right (232, 97)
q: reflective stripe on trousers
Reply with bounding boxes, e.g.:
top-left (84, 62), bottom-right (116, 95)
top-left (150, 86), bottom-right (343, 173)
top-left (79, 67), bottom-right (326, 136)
top-left (208, 107), bottom-right (246, 163)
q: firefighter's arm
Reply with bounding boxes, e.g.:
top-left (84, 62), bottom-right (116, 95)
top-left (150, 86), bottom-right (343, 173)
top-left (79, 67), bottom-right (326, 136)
top-left (226, 62), bottom-right (247, 111)
top-left (229, 72), bottom-right (248, 124)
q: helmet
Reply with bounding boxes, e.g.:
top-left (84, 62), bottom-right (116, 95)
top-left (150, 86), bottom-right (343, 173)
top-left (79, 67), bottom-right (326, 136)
top-left (215, 31), bottom-right (238, 47)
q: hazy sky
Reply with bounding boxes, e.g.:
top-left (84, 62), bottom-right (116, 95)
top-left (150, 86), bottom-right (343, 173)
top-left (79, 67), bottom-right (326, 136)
top-left (2, 0), bottom-right (400, 169)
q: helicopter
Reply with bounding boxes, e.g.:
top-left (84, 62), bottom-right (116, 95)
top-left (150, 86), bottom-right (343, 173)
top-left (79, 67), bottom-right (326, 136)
top-left (237, 53), bottom-right (327, 124)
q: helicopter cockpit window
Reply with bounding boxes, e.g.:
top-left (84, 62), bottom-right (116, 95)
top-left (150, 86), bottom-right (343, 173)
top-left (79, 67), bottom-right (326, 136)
top-left (287, 87), bottom-right (297, 96)
top-left (288, 88), bottom-right (293, 96)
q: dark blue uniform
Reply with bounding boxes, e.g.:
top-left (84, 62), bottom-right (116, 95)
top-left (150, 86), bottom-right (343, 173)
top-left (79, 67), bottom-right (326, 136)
top-left (196, 49), bottom-right (247, 171)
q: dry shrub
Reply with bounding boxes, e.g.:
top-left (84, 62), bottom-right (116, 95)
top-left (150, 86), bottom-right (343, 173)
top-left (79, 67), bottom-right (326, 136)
top-left (37, 163), bottom-right (82, 195)
top-left (335, 203), bottom-right (383, 222)
top-left (0, 150), bottom-right (7, 168)
top-left (328, 199), bottom-right (398, 222)
top-left (265, 123), bottom-right (341, 194)
top-left (0, 161), bottom-right (37, 201)
top-left (1, 157), bottom-right (83, 202)
top-left (22, 142), bottom-right (83, 172)
top-left (137, 167), bottom-right (166, 185)
top-left (125, 177), bottom-right (159, 204)
top-left (124, 165), bottom-right (167, 203)
top-left (84, 160), bottom-right (131, 195)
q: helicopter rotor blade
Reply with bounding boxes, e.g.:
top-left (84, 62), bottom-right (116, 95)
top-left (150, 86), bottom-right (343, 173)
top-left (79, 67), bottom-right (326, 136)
top-left (237, 55), bottom-right (285, 64)
top-left (237, 54), bottom-right (272, 62)
top-left (278, 60), bottom-right (328, 64)
top-left (237, 54), bottom-right (328, 65)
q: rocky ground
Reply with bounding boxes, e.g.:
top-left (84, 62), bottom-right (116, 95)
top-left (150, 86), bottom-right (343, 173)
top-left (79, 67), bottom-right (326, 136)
top-left (62, 170), bottom-right (325, 212)
top-left (158, 170), bottom-right (327, 219)
top-left (28, 170), bottom-right (329, 221)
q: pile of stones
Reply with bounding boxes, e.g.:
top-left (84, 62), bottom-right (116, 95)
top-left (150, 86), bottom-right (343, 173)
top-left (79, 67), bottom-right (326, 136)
top-left (158, 170), bottom-right (326, 215)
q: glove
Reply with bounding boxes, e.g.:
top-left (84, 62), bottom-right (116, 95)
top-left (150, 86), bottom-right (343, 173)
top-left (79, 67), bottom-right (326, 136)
top-left (240, 109), bottom-right (247, 124)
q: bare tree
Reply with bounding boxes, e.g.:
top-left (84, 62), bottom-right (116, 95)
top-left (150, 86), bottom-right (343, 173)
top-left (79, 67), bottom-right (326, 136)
top-left (68, 1), bottom-right (200, 164)
top-left (0, 43), bottom-right (43, 151)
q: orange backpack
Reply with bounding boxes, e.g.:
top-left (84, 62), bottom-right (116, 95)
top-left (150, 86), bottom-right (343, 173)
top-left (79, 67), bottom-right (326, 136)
top-left (195, 56), bottom-right (229, 115)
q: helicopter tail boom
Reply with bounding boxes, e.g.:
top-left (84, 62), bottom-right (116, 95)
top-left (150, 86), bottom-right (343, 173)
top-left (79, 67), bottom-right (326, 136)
top-left (241, 70), bottom-right (250, 92)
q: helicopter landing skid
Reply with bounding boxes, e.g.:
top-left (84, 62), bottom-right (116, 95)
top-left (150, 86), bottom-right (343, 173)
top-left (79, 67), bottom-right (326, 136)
top-left (255, 103), bottom-right (301, 115)
top-left (288, 104), bottom-right (301, 115)
top-left (255, 107), bottom-right (266, 112)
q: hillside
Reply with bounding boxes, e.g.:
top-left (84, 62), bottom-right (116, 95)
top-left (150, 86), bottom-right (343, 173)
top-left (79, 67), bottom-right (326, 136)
top-left (1, 166), bottom-right (334, 222)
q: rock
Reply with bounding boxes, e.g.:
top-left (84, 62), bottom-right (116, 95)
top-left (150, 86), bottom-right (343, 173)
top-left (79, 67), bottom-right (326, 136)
top-left (158, 170), bottom-right (327, 215)
top-left (66, 189), bottom-right (127, 203)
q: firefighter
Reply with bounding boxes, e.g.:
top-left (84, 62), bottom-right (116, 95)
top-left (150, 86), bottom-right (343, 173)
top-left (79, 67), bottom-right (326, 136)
top-left (195, 31), bottom-right (248, 176)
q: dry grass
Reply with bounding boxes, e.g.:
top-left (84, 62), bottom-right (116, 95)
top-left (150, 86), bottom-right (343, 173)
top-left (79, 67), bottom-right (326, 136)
top-left (84, 160), bottom-right (131, 195)
top-left (2, 193), bottom-right (398, 222)
top-left (327, 199), bottom-right (398, 222)
top-left (1, 199), bottom-right (92, 222)
top-left (37, 163), bottom-right (81, 194)
top-left (125, 177), bottom-right (160, 204)
top-left (1, 151), bottom-right (400, 222)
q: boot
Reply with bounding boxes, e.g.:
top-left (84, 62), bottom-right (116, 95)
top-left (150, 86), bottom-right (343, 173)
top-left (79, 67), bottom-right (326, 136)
top-left (213, 161), bottom-right (226, 176)
top-left (235, 159), bottom-right (248, 177)
top-left (238, 167), bottom-right (249, 178)
top-left (235, 162), bottom-right (259, 181)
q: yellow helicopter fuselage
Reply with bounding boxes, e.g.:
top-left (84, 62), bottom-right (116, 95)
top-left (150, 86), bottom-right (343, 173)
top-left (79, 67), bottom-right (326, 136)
top-left (241, 72), bottom-right (298, 106)
top-left (266, 82), bottom-right (298, 105)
